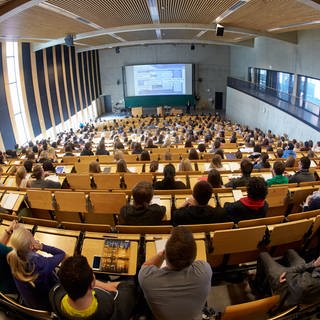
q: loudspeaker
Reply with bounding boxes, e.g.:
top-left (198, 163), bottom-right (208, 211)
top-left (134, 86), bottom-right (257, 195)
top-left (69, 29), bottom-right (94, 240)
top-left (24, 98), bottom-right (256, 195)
top-left (215, 92), bottom-right (223, 109)
top-left (216, 24), bottom-right (224, 37)
top-left (191, 44), bottom-right (195, 50)
top-left (115, 47), bottom-right (120, 54)
top-left (64, 34), bottom-right (74, 47)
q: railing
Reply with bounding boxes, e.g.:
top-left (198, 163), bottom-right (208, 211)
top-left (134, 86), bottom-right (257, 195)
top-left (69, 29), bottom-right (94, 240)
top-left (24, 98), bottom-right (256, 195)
top-left (227, 77), bottom-right (320, 131)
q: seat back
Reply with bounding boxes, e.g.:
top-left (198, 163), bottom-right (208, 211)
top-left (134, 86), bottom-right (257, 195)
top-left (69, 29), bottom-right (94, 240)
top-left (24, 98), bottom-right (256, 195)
top-left (27, 190), bottom-right (54, 210)
top-left (266, 186), bottom-right (288, 217)
top-left (221, 295), bottom-right (280, 320)
top-left (67, 174), bottom-right (92, 189)
top-left (92, 174), bottom-right (121, 189)
top-left (180, 222), bottom-right (234, 233)
top-left (116, 225), bottom-right (172, 234)
top-left (287, 209), bottom-right (320, 221)
top-left (290, 187), bottom-right (315, 214)
top-left (123, 173), bottom-right (153, 189)
top-left (238, 216), bottom-right (284, 228)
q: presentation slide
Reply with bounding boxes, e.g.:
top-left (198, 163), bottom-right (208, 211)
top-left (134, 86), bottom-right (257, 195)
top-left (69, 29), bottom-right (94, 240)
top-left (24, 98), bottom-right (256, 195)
top-left (125, 64), bottom-right (193, 97)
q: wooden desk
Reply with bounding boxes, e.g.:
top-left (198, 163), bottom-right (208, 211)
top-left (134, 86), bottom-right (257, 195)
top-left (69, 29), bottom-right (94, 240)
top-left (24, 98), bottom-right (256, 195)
top-left (175, 194), bottom-right (216, 208)
top-left (145, 233), bottom-right (207, 261)
top-left (0, 191), bottom-right (26, 211)
top-left (34, 226), bottom-right (80, 257)
top-left (150, 195), bottom-right (171, 220)
top-left (81, 232), bottom-right (139, 276)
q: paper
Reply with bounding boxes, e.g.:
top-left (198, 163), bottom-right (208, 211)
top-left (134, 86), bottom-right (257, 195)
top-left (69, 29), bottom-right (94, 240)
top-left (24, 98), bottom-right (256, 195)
top-left (155, 238), bottom-right (167, 268)
top-left (151, 195), bottom-right (161, 205)
top-left (261, 173), bottom-right (273, 180)
top-left (1, 193), bottom-right (19, 210)
top-left (232, 189), bottom-right (243, 201)
top-left (204, 163), bottom-right (211, 171)
top-left (45, 175), bottom-right (59, 182)
top-left (128, 167), bottom-right (137, 173)
top-left (229, 162), bottom-right (240, 172)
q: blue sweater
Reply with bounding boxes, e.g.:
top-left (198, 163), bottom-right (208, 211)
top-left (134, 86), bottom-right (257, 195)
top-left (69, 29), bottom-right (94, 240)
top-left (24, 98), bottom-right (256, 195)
top-left (14, 244), bottom-right (65, 310)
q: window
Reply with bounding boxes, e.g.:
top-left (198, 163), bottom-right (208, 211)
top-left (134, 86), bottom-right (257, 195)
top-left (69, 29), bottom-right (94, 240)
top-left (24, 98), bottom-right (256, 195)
top-left (5, 41), bottom-right (31, 146)
top-left (297, 75), bottom-right (320, 115)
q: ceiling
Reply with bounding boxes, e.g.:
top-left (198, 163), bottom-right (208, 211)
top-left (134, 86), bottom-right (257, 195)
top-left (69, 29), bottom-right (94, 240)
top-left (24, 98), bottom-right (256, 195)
top-left (0, 0), bottom-right (320, 52)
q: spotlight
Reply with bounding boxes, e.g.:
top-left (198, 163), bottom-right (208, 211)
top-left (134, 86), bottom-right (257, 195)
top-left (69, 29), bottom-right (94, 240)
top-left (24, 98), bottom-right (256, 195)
top-left (216, 24), bottom-right (224, 37)
top-left (191, 44), bottom-right (195, 50)
top-left (64, 34), bottom-right (74, 47)
top-left (115, 47), bottom-right (120, 54)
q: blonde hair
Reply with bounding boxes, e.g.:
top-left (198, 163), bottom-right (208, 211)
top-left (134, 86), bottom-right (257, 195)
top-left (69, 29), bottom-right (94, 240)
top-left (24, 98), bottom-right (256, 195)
top-left (7, 227), bottom-right (38, 285)
top-left (210, 154), bottom-right (223, 169)
top-left (179, 159), bottom-right (193, 172)
top-left (15, 166), bottom-right (27, 187)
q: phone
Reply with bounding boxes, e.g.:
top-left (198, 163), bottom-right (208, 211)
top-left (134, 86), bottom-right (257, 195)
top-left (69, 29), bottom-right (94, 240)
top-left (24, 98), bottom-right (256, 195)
top-left (92, 255), bottom-right (101, 271)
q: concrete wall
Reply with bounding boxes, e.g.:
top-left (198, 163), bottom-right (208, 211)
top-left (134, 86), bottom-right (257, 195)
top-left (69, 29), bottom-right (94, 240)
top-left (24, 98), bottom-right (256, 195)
top-left (230, 29), bottom-right (320, 80)
top-left (226, 87), bottom-right (319, 141)
top-left (99, 44), bottom-right (230, 110)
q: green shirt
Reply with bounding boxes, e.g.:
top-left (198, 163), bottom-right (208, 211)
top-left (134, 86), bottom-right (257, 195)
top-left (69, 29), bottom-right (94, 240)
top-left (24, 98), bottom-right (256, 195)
top-left (0, 243), bottom-right (16, 293)
top-left (267, 175), bottom-right (289, 187)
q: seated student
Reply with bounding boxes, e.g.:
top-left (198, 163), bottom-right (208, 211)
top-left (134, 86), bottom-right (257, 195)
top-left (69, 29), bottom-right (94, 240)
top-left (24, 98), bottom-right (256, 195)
top-left (225, 158), bottom-right (253, 188)
top-left (207, 169), bottom-right (223, 188)
top-left (288, 156), bottom-right (315, 183)
top-left (209, 154), bottom-right (224, 170)
top-left (116, 159), bottom-right (131, 173)
top-left (43, 159), bottom-right (55, 173)
top-left (178, 159), bottom-right (193, 172)
top-left (0, 220), bottom-right (18, 294)
top-left (154, 164), bottom-right (187, 190)
top-left (149, 160), bottom-right (159, 173)
top-left (252, 249), bottom-right (320, 308)
top-left (253, 152), bottom-right (271, 169)
top-left (50, 255), bottom-right (136, 320)
top-left (224, 177), bottom-right (268, 223)
top-left (188, 148), bottom-right (199, 160)
top-left (15, 166), bottom-right (31, 188)
top-left (267, 161), bottom-right (288, 186)
top-left (7, 226), bottom-right (65, 310)
top-left (80, 142), bottom-right (94, 156)
top-left (283, 142), bottom-right (296, 158)
top-left (63, 144), bottom-right (75, 157)
top-left (23, 159), bottom-right (33, 173)
top-left (30, 165), bottom-right (61, 189)
top-left (302, 190), bottom-right (320, 212)
top-left (138, 226), bottom-right (212, 320)
top-left (119, 181), bottom-right (166, 225)
top-left (172, 181), bottom-right (226, 226)
top-left (89, 161), bottom-right (101, 173)
top-left (95, 141), bottom-right (110, 156)
top-left (285, 155), bottom-right (296, 168)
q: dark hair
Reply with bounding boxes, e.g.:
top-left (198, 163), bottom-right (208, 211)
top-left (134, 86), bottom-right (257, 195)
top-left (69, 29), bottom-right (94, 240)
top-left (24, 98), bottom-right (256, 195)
top-left (132, 181), bottom-right (154, 207)
top-left (207, 169), bottom-right (223, 188)
top-left (240, 159), bottom-right (253, 176)
top-left (165, 226), bottom-right (196, 271)
top-left (214, 149), bottom-right (224, 159)
top-left (287, 142), bottom-right (294, 150)
top-left (253, 145), bottom-right (262, 153)
top-left (24, 160), bottom-right (33, 173)
top-left (188, 148), bottom-right (199, 160)
top-left (116, 159), bottom-right (128, 172)
top-left (193, 181), bottom-right (212, 205)
top-left (149, 160), bottom-right (159, 172)
top-left (300, 156), bottom-right (311, 170)
top-left (42, 160), bottom-right (55, 173)
top-left (140, 150), bottom-right (150, 161)
top-left (163, 163), bottom-right (176, 180)
top-left (247, 177), bottom-right (268, 200)
top-left (276, 148), bottom-right (284, 158)
top-left (184, 140), bottom-right (193, 148)
top-left (58, 256), bottom-right (94, 301)
top-left (285, 156), bottom-right (295, 168)
top-left (198, 143), bottom-right (206, 153)
top-left (235, 150), bottom-right (243, 159)
top-left (273, 161), bottom-right (286, 176)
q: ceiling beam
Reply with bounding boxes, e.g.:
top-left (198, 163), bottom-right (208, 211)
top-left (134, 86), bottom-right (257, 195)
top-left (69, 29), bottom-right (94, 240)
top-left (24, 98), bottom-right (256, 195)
top-left (146, 0), bottom-right (162, 39)
top-left (296, 0), bottom-right (320, 10)
top-left (0, 0), bottom-right (44, 23)
top-left (32, 22), bottom-right (297, 52)
top-left (76, 38), bottom-right (254, 53)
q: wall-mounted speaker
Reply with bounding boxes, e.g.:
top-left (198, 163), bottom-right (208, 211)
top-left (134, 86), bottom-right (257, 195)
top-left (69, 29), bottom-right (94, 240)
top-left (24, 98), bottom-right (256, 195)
top-left (216, 24), bottom-right (224, 37)
top-left (191, 44), bottom-right (195, 50)
top-left (115, 47), bottom-right (120, 54)
top-left (64, 34), bottom-right (74, 47)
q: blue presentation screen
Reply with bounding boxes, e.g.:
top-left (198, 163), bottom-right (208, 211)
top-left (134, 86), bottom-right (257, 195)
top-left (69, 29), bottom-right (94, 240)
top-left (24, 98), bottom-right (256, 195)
top-left (124, 64), bottom-right (193, 97)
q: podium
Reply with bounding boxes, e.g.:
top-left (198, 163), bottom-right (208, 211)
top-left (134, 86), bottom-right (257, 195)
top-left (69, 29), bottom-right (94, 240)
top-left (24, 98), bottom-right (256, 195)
top-left (131, 107), bottom-right (143, 117)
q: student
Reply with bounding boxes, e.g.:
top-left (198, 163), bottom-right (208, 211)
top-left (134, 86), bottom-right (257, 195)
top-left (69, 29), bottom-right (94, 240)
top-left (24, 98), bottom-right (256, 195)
top-left (7, 226), bottom-right (65, 310)
top-left (138, 226), bottom-right (212, 320)
top-left (89, 161), bottom-right (101, 173)
top-left (225, 158), bottom-right (253, 188)
top-left (15, 166), bottom-right (30, 188)
top-left (288, 156), bottom-right (315, 183)
top-left (95, 141), bottom-right (110, 156)
top-left (172, 181), bottom-right (226, 226)
top-left (154, 164), bottom-right (187, 190)
top-left (224, 177), bottom-right (269, 223)
top-left (178, 159), bottom-right (193, 172)
top-left (116, 159), bottom-right (131, 173)
top-left (80, 142), bottom-right (94, 156)
top-left (0, 220), bottom-right (18, 294)
top-left (207, 169), bottom-right (223, 188)
top-left (267, 161), bottom-right (288, 186)
top-left (119, 181), bottom-right (166, 225)
top-left (50, 255), bottom-right (136, 320)
top-left (30, 165), bottom-right (61, 189)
